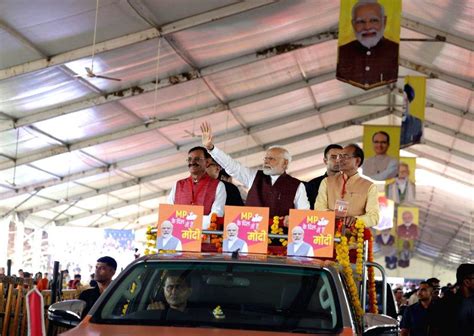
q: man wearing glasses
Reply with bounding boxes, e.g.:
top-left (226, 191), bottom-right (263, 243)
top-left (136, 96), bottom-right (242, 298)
top-left (363, 131), bottom-right (398, 180)
top-left (336, 0), bottom-right (399, 89)
top-left (200, 122), bottom-right (309, 228)
top-left (167, 146), bottom-right (226, 229)
top-left (315, 144), bottom-right (379, 229)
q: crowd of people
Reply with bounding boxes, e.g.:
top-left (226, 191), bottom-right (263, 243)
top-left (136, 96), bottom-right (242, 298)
top-left (394, 263), bottom-right (473, 336)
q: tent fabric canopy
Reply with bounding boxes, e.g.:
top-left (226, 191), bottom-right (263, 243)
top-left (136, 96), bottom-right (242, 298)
top-left (0, 0), bottom-right (472, 268)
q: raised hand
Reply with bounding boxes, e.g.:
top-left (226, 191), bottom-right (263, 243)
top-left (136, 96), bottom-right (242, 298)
top-left (200, 121), bottom-right (214, 150)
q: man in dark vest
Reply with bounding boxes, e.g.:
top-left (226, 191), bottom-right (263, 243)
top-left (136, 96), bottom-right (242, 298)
top-left (206, 157), bottom-right (244, 206)
top-left (167, 146), bottom-right (226, 229)
top-left (200, 122), bottom-right (309, 228)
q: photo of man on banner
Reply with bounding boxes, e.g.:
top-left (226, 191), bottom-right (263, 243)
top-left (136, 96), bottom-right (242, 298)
top-left (401, 76), bottom-right (426, 148)
top-left (385, 157), bottom-right (416, 204)
top-left (336, 0), bottom-right (401, 90)
top-left (362, 125), bottom-right (401, 181)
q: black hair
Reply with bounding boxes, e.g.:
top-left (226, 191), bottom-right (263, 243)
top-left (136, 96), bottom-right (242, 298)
top-left (163, 270), bottom-right (191, 287)
top-left (404, 83), bottom-right (415, 102)
top-left (345, 143), bottom-right (365, 167)
top-left (188, 146), bottom-right (211, 159)
top-left (419, 281), bottom-right (433, 288)
top-left (372, 131), bottom-right (390, 145)
top-left (323, 144), bottom-right (343, 158)
top-left (97, 256), bottom-right (118, 271)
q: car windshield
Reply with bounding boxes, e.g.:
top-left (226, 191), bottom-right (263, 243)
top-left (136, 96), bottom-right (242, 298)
top-left (92, 261), bottom-right (342, 333)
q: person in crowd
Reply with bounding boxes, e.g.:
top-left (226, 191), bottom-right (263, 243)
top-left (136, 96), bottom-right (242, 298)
top-left (397, 210), bottom-right (419, 240)
top-left (89, 273), bottom-right (97, 287)
top-left (426, 278), bottom-right (440, 302)
top-left (430, 263), bottom-right (474, 336)
top-left (36, 272), bottom-right (49, 291)
top-left (156, 220), bottom-right (183, 251)
top-left (363, 131), bottom-right (398, 181)
top-left (287, 226), bottom-right (314, 257)
top-left (148, 271), bottom-right (193, 314)
top-left (222, 222), bottom-right (248, 253)
top-left (167, 146), bottom-right (226, 229)
top-left (393, 287), bottom-right (405, 311)
top-left (400, 281), bottom-right (435, 336)
top-left (201, 121), bottom-right (309, 228)
top-left (206, 157), bottom-right (244, 206)
top-left (305, 144), bottom-right (342, 210)
top-left (68, 274), bottom-right (82, 289)
top-left (79, 256), bottom-right (117, 318)
top-left (0, 267), bottom-right (5, 276)
top-left (315, 144), bottom-right (379, 229)
top-left (386, 162), bottom-right (416, 203)
top-left (336, 0), bottom-right (398, 88)
top-left (18, 269), bottom-right (24, 278)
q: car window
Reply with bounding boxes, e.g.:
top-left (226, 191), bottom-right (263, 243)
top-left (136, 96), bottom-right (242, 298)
top-left (92, 262), bottom-right (342, 333)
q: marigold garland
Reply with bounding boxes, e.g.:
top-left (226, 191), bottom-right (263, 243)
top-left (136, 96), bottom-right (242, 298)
top-left (335, 232), bottom-right (364, 324)
top-left (269, 216), bottom-right (285, 245)
top-left (144, 225), bottom-right (157, 255)
top-left (367, 234), bottom-right (378, 314)
top-left (208, 213), bottom-right (222, 252)
top-left (354, 219), bottom-right (365, 280)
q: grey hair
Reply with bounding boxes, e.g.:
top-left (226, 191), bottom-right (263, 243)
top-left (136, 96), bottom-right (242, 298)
top-left (352, 0), bottom-right (385, 21)
top-left (267, 145), bottom-right (292, 163)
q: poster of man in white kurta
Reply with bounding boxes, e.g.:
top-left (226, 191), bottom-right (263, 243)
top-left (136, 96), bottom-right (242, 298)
top-left (156, 220), bottom-right (182, 251)
top-left (287, 226), bottom-right (314, 257)
top-left (222, 222), bottom-right (248, 253)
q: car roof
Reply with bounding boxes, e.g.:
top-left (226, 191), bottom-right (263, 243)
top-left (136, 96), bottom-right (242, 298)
top-left (135, 252), bottom-right (337, 270)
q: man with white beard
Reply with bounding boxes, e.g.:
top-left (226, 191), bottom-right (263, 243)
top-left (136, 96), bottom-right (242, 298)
top-left (336, 0), bottom-right (399, 89)
top-left (287, 226), bottom-right (314, 257)
top-left (222, 223), bottom-right (248, 253)
top-left (156, 220), bottom-right (183, 251)
top-left (200, 122), bottom-right (309, 229)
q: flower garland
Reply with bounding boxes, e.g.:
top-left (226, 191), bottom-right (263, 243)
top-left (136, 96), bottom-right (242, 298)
top-left (144, 225), bottom-right (157, 255)
top-left (354, 219), bottom-right (365, 280)
top-left (209, 213), bottom-right (222, 252)
top-left (367, 234), bottom-right (378, 314)
top-left (269, 216), bottom-right (287, 247)
top-left (335, 232), bottom-right (364, 324)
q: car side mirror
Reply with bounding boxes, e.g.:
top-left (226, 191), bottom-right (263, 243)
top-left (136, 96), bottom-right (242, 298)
top-left (48, 299), bottom-right (86, 327)
top-left (363, 313), bottom-right (399, 336)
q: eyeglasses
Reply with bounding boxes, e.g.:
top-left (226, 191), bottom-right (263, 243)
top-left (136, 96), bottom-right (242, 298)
top-left (353, 17), bottom-right (381, 27)
top-left (186, 157), bottom-right (205, 163)
top-left (373, 141), bottom-right (388, 145)
top-left (337, 154), bottom-right (356, 160)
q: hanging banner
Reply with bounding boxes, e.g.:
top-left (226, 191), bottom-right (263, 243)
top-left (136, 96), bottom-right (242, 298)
top-left (374, 194), bottom-right (394, 231)
top-left (337, 0), bottom-right (401, 89)
top-left (401, 76), bottom-right (426, 148)
top-left (397, 207), bottom-right (419, 241)
top-left (363, 125), bottom-right (401, 181)
top-left (157, 204), bottom-right (203, 252)
top-left (385, 157), bottom-right (416, 204)
top-left (223, 206), bottom-right (269, 254)
top-left (374, 227), bottom-right (397, 270)
top-left (288, 210), bottom-right (335, 258)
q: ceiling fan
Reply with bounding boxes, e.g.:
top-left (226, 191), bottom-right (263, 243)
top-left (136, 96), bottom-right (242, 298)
top-left (75, 0), bottom-right (121, 82)
top-left (182, 129), bottom-right (201, 138)
top-left (80, 66), bottom-right (122, 81)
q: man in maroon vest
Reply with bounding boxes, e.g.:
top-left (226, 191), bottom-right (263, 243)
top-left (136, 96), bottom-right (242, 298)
top-left (200, 122), bottom-right (309, 227)
top-left (167, 146), bottom-right (226, 229)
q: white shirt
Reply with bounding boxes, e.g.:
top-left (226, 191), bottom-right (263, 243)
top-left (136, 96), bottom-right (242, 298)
top-left (209, 146), bottom-right (310, 210)
top-left (291, 241), bottom-right (314, 257)
top-left (227, 238), bottom-right (248, 253)
top-left (161, 235), bottom-right (183, 251)
top-left (168, 180), bottom-right (226, 229)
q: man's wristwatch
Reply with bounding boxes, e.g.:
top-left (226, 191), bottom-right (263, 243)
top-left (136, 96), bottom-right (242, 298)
top-left (208, 145), bottom-right (214, 151)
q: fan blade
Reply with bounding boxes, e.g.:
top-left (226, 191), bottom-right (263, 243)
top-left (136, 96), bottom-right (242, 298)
top-left (95, 75), bottom-right (122, 81)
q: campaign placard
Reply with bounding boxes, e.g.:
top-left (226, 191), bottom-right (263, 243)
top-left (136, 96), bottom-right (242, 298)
top-left (157, 204), bottom-right (203, 252)
top-left (223, 206), bottom-right (269, 254)
top-left (288, 210), bottom-right (335, 258)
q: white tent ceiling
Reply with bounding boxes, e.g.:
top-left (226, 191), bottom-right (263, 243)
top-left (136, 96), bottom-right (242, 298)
top-left (0, 0), bottom-right (472, 268)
